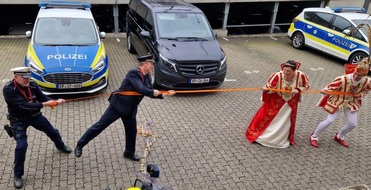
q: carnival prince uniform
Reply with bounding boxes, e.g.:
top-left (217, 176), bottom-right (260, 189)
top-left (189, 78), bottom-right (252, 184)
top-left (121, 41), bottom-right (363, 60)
top-left (3, 67), bottom-right (71, 189)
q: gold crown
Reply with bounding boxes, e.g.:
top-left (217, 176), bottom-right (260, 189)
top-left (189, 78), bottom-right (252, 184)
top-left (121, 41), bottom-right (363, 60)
top-left (354, 57), bottom-right (370, 75)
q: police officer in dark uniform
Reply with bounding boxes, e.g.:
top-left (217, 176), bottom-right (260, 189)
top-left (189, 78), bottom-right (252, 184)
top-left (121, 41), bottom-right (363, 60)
top-left (2, 67), bottom-right (72, 189)
top-left (74, 54), bottom-right (175, 160)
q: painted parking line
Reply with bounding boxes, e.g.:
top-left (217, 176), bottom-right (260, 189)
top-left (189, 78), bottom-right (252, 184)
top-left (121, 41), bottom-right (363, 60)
top-left (310, 67), bottom-right (324, 71)
top-left (225, 78), bottom-right (236, 82)
top-left (222, 37), bottom-right (229, 41)
top-left (244, 70), bottom-right (260, 74)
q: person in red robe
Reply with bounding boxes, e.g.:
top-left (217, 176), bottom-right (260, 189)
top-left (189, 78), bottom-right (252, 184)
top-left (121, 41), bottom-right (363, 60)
top-left (246, 60), bottom-right (310, 148)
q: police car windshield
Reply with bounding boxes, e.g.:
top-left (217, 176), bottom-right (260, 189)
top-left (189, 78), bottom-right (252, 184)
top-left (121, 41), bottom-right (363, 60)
top-left (34, 18), bottom-right (98, 45)
top-left (156, 13), bottom-right (213, 39)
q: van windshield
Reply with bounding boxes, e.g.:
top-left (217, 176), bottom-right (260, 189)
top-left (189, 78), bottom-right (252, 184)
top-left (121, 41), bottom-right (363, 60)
top-left (156, 12), bottom-right (213, 39)
top-left (34, 18), bottom-right (98, 45)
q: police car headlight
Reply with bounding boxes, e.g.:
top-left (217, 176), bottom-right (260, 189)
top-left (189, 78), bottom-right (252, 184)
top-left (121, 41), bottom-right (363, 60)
top-left (219, 55), bottom-right (227, 70)
top-left (92, 57), bottom-right (105, 74)
top-left (28, 57), bottom-right (43, 75)
top-left (159, 53), bottom-right (177, 72)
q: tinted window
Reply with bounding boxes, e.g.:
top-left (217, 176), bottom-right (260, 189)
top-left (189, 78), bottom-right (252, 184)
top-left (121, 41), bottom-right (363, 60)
top-left (145, 11), bottom-right (153, 30)
top-left (304, 12), bottom-right (314, 20)
top-left (308, 12), bottom-right (333, 28)
top-left (332, 16), bottom-right (352, 33)
top-left (136, 3), bottom-right (147, 19)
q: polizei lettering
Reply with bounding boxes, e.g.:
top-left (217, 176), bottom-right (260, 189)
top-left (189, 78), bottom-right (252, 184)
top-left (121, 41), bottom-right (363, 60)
top-left (47, 54), bottom-right (87, 60)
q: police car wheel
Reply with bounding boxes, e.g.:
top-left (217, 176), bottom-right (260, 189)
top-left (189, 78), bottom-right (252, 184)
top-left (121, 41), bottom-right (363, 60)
top-left (349, 52), bottom-right (367, 64)
top-left (292, 32), bottom-right (305, 49)
top-left (127, 32), bottom-right (136, 54)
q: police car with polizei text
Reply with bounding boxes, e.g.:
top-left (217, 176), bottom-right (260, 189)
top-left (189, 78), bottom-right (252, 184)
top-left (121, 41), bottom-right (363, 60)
top-left (287, 6), bottom-right (371, 64)
top-left (25, 1), bottom-right (109, 95)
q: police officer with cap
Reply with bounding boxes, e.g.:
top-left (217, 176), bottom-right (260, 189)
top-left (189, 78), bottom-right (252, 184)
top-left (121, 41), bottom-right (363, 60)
top-left (3, 66), bottom-right (72, 189)
top-left (74, 54), bottom-right (175, 160)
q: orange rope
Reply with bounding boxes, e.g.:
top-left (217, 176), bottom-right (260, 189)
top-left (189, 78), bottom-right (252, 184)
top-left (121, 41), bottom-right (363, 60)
top-left (63, 87), bottom-right (356, 102)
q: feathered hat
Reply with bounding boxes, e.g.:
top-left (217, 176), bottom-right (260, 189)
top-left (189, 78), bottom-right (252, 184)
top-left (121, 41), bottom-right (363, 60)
top-left (348, 23), bottom-right (371, 75)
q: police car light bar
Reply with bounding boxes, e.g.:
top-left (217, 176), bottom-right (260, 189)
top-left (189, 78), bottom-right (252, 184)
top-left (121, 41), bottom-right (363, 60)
top-left (332, 7), bottom-right (366, 13)
top-left (39, 1), bottom-right (91, 10)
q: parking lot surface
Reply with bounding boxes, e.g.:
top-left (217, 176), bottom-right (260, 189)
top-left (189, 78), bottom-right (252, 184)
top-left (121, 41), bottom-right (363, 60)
top-left (0, 34), bottom-right (370, 190)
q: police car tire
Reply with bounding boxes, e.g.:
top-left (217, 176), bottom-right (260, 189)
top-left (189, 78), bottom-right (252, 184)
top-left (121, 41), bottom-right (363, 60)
top-left (291, 32), bottom-right (305, 49)
top-left (127, 32), bottom-right (136, 54)
top-left (349, 52), bottom-right (368, 64)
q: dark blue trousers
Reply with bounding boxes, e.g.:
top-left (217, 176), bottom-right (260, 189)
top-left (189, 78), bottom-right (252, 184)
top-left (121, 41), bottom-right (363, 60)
top-left (11, 114), bottom-right (66, 177)
top-left (77, 105), bottom-right (137, 155)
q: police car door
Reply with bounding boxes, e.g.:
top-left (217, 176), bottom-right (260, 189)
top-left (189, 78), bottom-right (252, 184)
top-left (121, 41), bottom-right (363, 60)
top-left (324, 16), bottom-right (355, 61)
top-left (304, 12), bottom-right (334, 51)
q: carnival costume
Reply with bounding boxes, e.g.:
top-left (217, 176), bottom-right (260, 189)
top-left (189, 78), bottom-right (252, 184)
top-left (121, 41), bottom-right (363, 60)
top-left (246, 61), bottom-right (310, 148)
top-left (310, 58), bottom-right (371, 148)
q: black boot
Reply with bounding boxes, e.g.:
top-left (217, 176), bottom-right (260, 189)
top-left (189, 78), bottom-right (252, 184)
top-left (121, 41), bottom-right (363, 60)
top-left (75, 146), bottom-right (83, 157)
top-left (14, 176), bottom-right (23, 189)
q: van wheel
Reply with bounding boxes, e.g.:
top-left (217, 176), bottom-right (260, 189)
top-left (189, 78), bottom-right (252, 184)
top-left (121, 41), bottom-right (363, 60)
top-left (349, 52), bottom-right (368, 64)
top-left (291, 32), bottom-right (305, 49)
top-left (127, 32), bottom-right (136, 54)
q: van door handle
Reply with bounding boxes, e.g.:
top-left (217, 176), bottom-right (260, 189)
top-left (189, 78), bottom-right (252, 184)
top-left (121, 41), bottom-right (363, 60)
top-left (327, 33), bottom-right (334, 37)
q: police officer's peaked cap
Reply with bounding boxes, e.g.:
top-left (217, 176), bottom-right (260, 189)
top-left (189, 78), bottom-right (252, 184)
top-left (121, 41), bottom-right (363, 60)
top-left (11, 67), bottom-right (31, 78)
top-left (137, 54), bottom-right (155, 63)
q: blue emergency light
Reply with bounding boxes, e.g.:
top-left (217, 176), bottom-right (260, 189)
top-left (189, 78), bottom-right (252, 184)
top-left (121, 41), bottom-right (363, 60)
top-left (332, 7), bottom-right (366, 13)
top-left (39, 1), bottom-right (91, 9)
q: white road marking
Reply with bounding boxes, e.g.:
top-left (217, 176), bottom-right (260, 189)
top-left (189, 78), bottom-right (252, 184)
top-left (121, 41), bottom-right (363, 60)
top-left (225, 78), bottom-right (236, 82)
top-left (310, 67), bottom-right (324, 71)
top-left (270, 36), bottom-right (277, 40)
top-left (222, 37), bottom-right (229, 41)
top-left (116, 38), bottom-right (121, 42)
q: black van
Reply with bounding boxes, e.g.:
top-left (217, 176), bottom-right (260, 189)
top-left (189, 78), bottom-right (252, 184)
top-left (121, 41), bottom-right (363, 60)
top-left (126, 0), bottom-right (227, 89)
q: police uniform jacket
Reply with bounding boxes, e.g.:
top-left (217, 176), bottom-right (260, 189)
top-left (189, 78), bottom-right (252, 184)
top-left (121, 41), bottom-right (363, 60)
top-left (3, 80), bottom-right (51, 118)
top-left (109, 68), bottom-right (163, 118)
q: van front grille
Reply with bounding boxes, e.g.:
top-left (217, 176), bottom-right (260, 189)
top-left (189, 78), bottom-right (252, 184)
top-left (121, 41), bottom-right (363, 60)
top-left (43, 73), bottom-right (92, 84)
top-left (178, 62), bottom-right (219, 77)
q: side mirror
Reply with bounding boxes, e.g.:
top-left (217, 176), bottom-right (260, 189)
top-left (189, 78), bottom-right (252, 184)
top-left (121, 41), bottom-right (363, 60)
top-left (212, 31), bottom-right (218, 38)
top-left (100, 32), bottom-right (106, 39)
top-left (25, 31), bottom-right (32, 38)
top-left (343, 29), bottom-right (351, 36)
top-left (140, 30), bottom-right (150, 38)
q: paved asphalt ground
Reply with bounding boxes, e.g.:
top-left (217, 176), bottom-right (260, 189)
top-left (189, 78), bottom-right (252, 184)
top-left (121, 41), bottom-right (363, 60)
top-left (0, 33), bottom-right (370, 190)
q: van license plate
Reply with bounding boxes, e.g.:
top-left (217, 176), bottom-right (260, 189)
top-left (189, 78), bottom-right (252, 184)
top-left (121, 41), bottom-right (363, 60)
top-left (59, 83), bottom-right (82, 89)
top-left (189, 78), bottom-right (210, 84)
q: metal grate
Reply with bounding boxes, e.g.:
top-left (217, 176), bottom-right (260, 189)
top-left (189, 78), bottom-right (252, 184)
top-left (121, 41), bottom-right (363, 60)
top-left (43, 73), bottom-right (92, 84)
top-left (178, 62), bottom-right (219, 77)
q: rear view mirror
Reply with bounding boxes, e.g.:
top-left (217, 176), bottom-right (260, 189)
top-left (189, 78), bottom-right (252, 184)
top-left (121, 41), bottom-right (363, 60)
top-left (25, 31), bottom-right (32, 38)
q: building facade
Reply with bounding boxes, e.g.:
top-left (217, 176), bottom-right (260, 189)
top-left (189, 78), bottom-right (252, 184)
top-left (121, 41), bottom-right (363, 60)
top-left (0, 0), bottom-right (369, 35)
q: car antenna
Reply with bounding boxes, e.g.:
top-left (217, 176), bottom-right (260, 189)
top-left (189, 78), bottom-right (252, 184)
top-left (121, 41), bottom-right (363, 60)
top-left (164, 5), bottom-right (174, 12)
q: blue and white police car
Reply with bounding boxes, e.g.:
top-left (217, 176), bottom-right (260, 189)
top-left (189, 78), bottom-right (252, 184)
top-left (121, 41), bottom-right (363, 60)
top-left (25, 1), bottom-right (109, 95)
top-left (288, 7), bottom-right (371, 64)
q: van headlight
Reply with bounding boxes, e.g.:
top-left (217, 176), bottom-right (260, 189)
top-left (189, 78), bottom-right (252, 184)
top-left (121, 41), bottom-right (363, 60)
top-left (159, 53), bottom-right (177, 72)
top-left (92, 57), bottom-right (105, 73)
top-left (219, 55), bottom-right (227, 70)
top-left (28, 57), bottom-right (43, 75)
